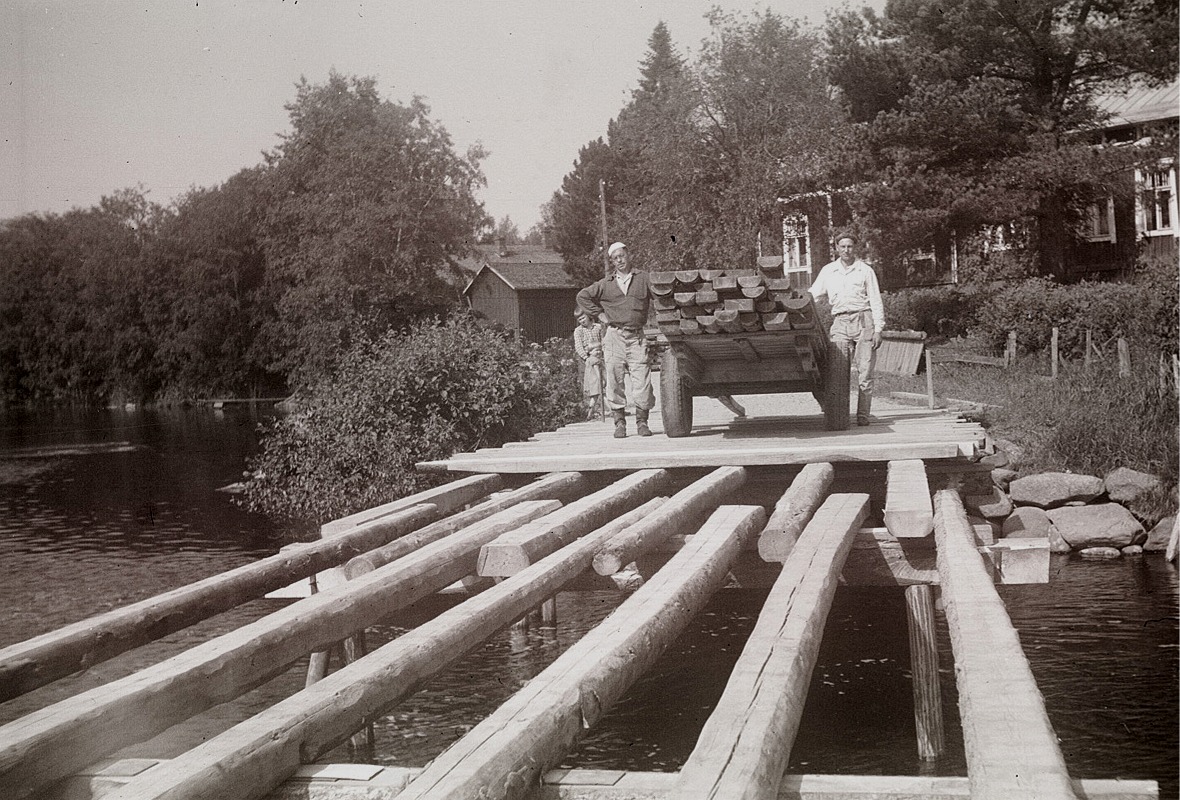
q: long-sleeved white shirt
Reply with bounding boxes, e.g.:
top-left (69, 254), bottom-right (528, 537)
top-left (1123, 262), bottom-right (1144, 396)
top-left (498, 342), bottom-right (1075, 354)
top-left (808, 258), bottom-right (885, 333)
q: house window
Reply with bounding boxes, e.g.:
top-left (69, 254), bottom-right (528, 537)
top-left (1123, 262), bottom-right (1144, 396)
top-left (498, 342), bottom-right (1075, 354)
top-left (1084, 197), bottom-right (1116, 242)
top-left (782, 213), bottom-right (811, 287)
top-left (1138, 165), bottom-right (1177, 236)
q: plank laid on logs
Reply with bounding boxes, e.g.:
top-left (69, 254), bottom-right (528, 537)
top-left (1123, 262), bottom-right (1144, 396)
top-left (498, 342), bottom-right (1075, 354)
top-left (68, 761), bottom-right (1160, 800)
top-left (712, 275), bottom-right (738, 291)
top-left (934, 489), bottom-right (1080, 800)
top-left (673, 493), bottom-right (869, 800)
top-left (757, 462), bottom-right (835, 562)
top-left (727, 269), bottom-right (756, 278)
top-left (342, 472), bottom-right (592, 578)
top-left (398, 505), bottom-right (767, 800)
top-left (0, 497), bottom-right (570, 800)
top-left (766, 278), bottom-right (794, 291)
top-left (885, 459), bottom-right (934, 538)
top-left (593, 466), bottom-right (747, 576)
top-left (680, 319), bottom-right (702, 335)
top-left (477, 469), bottom-right (670, 576)
top-left (100, 508), bottom-right (764, 800)
top-left (656, 310), bottom-right (682, 323)
top-left (0, 503), bottom-right (441, 704)
top-left (679, 304), bottom-right (705, 318)
top-left (696, 290), bottom-right (719, 305)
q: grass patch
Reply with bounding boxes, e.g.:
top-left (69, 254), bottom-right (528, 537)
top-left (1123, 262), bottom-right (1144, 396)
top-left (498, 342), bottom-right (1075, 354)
top-left (876, 348), bottom-right (1178, 501)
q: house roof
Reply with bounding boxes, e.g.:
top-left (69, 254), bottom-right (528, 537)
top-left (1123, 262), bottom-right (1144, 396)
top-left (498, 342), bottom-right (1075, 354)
top-left (461, 245), bottom-right (578, 294)
top-left (1096, 80), bottom-right (1179, 128)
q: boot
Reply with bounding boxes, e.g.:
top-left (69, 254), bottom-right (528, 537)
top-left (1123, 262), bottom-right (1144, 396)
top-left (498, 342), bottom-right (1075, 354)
top-left (856, 391), bottom-right (872, 426)
top-left (612, 409), bottom-right (627, 439)
top-left (635, 408), bottom-right (653, 437)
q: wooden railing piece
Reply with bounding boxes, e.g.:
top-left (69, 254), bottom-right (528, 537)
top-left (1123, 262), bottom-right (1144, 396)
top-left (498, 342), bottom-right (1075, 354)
top-left (397, 505), bottom-right (768, 800)
top-left (756, 462), bottom-right (834, 562)
top-left (96, 507), bottom-right (762, 800)
top-left (592, 466), bottom-right (747, 576)
top-left (934, 489), bottom-right (1080, 800)
top-left (0, 503), bottom-right (443, 703)
top-left (673, 493), bottom-right (869, 800)
top-left (344, 471), bottom-right (591, 578)
top-left (0, 499), bottom-right (565, 800)
top-left (476, 469), bottom-right (670, 577)
top-left (885, 459), bottom-right (934, 538)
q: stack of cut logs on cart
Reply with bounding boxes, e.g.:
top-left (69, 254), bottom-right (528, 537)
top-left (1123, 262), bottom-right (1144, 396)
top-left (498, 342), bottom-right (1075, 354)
top-left (650, 269), bottom-right (816, 337)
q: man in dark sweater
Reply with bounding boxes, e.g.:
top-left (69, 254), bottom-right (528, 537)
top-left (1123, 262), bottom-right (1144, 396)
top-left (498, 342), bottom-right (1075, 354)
top-left (575, 241), bottom-right (655, 438)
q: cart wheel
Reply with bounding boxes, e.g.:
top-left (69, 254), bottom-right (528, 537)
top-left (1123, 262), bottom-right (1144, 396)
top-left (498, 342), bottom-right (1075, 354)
top-left (823, 340), bottom-right (851, 431)
top-left (660, 348), bottom-right (693, 437)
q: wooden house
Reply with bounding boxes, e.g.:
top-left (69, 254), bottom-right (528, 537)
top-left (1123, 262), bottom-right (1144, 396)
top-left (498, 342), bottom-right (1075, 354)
top-left (772, 80), bottom-right (1179, 290)
top-left (461, 243), bottom-right (580, 343)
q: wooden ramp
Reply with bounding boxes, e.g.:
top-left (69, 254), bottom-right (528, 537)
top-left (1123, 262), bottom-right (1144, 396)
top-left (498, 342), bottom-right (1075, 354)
top-left (0, 417), bottom-right (1156, 800)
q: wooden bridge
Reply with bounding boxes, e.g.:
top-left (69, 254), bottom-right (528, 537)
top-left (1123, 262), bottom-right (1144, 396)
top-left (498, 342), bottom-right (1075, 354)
top-left (0, 396), bottom-right (1159, 800)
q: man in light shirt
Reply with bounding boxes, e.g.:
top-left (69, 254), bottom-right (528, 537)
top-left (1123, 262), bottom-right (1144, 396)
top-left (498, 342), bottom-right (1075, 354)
top-left (808, 233), bottom-right (885, 426)
top-left (575, 241), bottom-right (655, 438)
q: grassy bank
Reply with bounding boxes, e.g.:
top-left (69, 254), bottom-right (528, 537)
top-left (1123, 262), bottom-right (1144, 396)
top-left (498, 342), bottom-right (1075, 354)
top-left (875, 345), bottom-right (1178, 521)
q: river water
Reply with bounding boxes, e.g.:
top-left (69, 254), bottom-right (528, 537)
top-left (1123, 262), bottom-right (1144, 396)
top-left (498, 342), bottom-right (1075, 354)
top-left (0, 406), bottom-right (1176, 795)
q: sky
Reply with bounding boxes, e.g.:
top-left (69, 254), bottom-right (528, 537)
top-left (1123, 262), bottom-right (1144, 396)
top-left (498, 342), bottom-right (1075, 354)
top-left (1, 0), bottom-right (882, 232)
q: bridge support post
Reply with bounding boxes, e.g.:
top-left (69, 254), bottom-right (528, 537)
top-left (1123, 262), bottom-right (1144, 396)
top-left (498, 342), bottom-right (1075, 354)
top-left (905, 584), bottom-right (945, 760)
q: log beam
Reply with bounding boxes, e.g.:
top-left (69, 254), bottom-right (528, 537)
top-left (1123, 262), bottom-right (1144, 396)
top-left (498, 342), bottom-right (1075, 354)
top-left (934, 489), bottom-right (1079, 800)
top-left (345, 472), bottom-right (591, 578)
top-left (756, 462), bottom-right (834, 562)
top-left (592, 466), bottom-right (747, 576)
top-left (98, 506), bottom-right (758, 800)
top-left (905, 584), bottom-right (945, 760)
top-left (885, 459), bottom-right (933, 538)
top-left (673, 494), bottom-right (869, 800)
top-left (0, 499), bottom-right (564, 800)
top-left (396, 505), bottom-right (768, 800)
top-left (477, 470), bottom-right (671, 577)
top-left (0, 501), bottom-right (441, 702)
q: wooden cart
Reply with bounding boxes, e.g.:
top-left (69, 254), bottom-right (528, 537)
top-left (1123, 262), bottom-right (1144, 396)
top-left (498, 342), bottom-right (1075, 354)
top-left (652, 293), bottom-right (850, 437)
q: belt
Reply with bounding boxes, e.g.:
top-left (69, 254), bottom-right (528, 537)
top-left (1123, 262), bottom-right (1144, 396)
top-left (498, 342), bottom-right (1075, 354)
top-left (833, 309), bottom-right (869, 316)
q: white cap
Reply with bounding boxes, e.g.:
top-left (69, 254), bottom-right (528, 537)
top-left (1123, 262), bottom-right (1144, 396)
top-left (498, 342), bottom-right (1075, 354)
top-left (608, 241), bottom-right (627, 256)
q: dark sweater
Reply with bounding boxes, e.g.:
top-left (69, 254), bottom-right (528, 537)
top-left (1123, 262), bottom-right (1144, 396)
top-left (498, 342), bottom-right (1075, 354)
top-left (575, 271), bottom-right (651, 330)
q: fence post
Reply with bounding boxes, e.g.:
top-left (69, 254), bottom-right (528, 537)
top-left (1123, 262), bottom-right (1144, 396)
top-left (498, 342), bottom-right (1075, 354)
top-left (925, 350), bottom-right (936, 409)
top-left (1085, 329), bottom-right (1093, 369)
top-left (1051, 327), bottom-right (1059, 379)
top-left (1117, 338), bottom-right (1130, 379)
top-left (1006, 331), bottom-right (1017, 367)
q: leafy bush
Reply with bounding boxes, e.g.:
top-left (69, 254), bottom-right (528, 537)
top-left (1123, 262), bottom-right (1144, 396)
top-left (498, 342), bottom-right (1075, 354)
top-left (882, 284), bottom-right (995, 340)
top-left (974, 274), bottom-right (1175, 357)
top-left (241, 315), bottom-right (582, 529)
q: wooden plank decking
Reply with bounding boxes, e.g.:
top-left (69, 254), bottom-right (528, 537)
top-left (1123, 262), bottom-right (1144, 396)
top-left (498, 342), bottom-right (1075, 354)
top-left (419, 394), bottom-right (988, 473)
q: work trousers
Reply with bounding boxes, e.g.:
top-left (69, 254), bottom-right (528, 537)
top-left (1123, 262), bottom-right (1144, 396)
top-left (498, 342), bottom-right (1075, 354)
top-left (829, 309), bottom-right (877, 421)
top-left (603, 327), bottom-right (654, 412)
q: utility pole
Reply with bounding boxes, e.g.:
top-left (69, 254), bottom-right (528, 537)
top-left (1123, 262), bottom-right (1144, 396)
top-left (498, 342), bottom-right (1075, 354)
top-left (599, 178), bottom-right (610, 277)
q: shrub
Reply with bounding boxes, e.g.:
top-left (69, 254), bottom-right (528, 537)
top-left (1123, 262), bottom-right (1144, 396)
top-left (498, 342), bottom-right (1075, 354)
top-left (882, 284), bottom-right (995, 340)
top-left (241, 315), bottom-right (582, 529)
top-left (974, 275), bottom-right (1175, 357)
